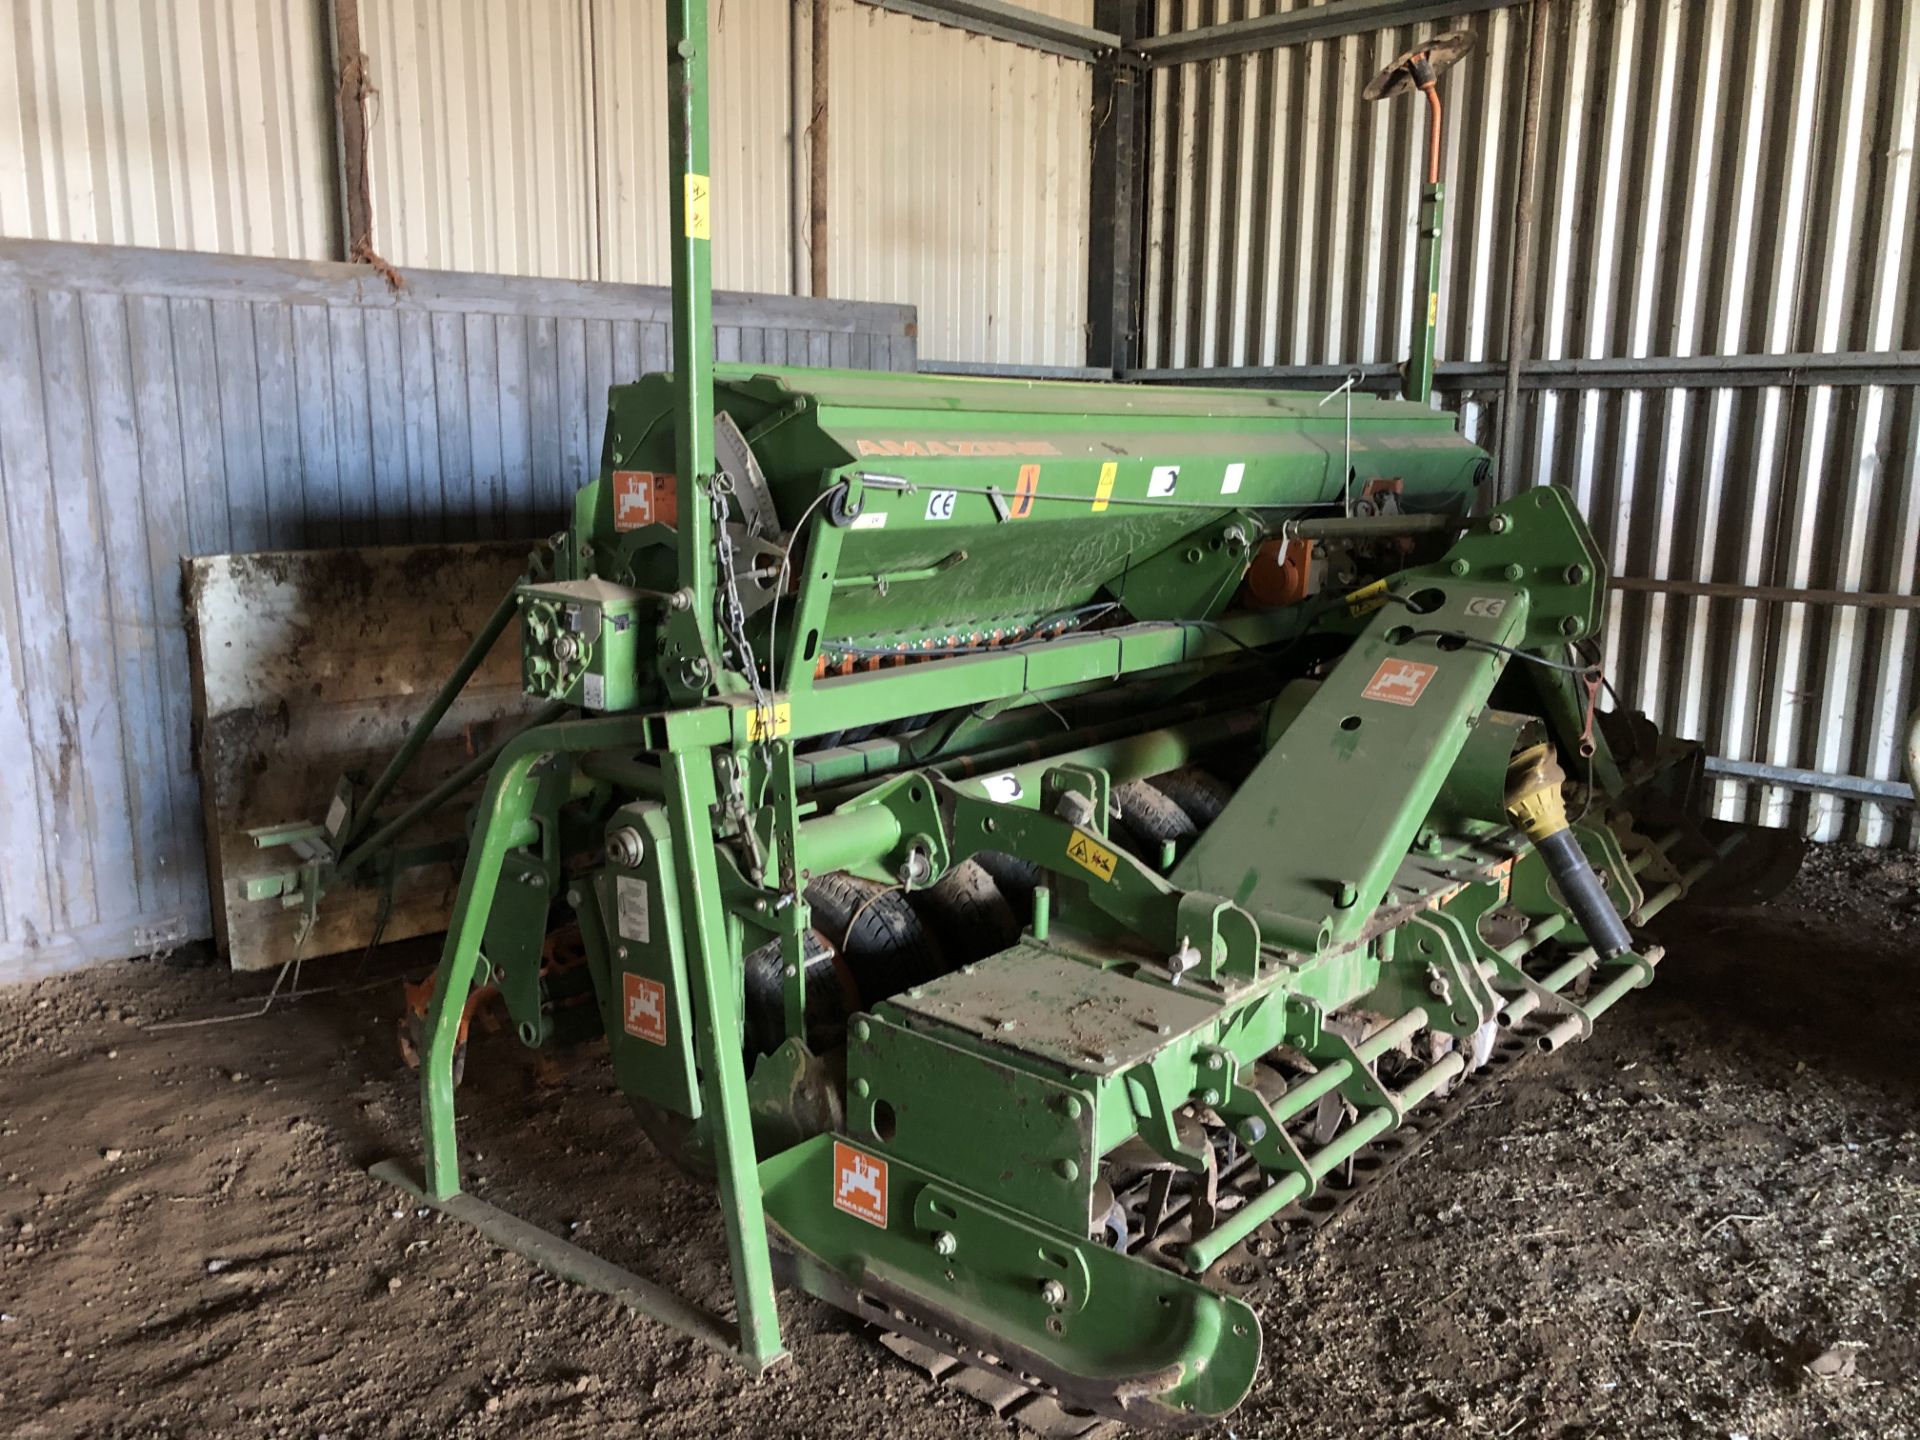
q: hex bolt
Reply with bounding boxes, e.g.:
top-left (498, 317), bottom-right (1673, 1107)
top-left (1199, 1088), bottom-right (1222, 1108)
top-left (1449, 558), bottom-right (1470, 576)
top-left (1054, 791), bottom-right (1096, 828)
top-left (933, 1231), bottom-right (958, 1257)
top-left (1205, 1053), bottom-right (1224, 1071)
top-left (1502, 562), bottom-right (1525, 582)
top-left (1040, 1279), bottom-right (1068, 1308)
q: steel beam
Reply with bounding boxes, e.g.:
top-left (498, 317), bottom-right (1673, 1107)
top-left (1122, 351), bottom-right (1920, 391)
top-left (1137, 0), bottom-right (1523, 66)
top-left (1088, 0), bottom-right (1150, 370)
top-left (856, 0), bottom-right (1121, 62)
top-left (1610, 576), bottom-right (1920, 612)
top-left (1704, 757), bottom-right (1915, 808)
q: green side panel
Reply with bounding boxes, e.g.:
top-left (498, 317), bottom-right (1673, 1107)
top-left (760, 1133), bottom-right (1262, 1426)
top-left (846, 1013), bottom-right (1096, 1235)
top-left (593, 804), bottom-right (701, 1119)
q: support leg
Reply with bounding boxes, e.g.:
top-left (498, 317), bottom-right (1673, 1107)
top-left (420, 752), bottom-right (543, 1201)
top-left (664, 744), bottom-right (787, 1371)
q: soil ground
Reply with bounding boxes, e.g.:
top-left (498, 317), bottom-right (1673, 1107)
top-left (1, 843), bottom-right (1915, 1439)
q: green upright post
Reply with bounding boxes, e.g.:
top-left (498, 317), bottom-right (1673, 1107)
top-left (664, 739), bottom-right (787, 1370)
top-left (668, 0), bottom-right (720, 669)
top-left (1408, 181), bottom-right (1444, 405)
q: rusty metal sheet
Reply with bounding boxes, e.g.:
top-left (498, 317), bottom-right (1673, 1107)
top-left (185, 542), bottom-right (536, 971)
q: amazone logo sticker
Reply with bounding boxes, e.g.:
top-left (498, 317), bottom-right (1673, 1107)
top-left (622, 973), bottom-right (668, 1046)
top-left (1362, 658), bottom-right (1439, 707)
top-left (613, 471), bottom-right (676, 531)
top-left (853, 438), bottom-right (1061, 458)
top-left (832, 1141), bottom-right (889, 1227)
top-left (1065, 831), bottom-right (1117, 882)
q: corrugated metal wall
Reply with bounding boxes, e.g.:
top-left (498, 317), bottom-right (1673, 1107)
top-left (1143, 0), bottom-right (1919, 847)
top-left (827, 0), bottom-right (1094, 365)
top-left (3, 0), bottom-right (1092, 365)
top-left (0, 237), bottom-right (916, 983)
top-left (0, 0), bottom-right (338, 259)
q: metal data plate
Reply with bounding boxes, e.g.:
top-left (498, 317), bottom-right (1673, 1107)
top-left (886, 944), bottom-right (1222, 1078)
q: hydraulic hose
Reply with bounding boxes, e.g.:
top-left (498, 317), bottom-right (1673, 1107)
top-left (1505, 743), bottom-right (1634, 959)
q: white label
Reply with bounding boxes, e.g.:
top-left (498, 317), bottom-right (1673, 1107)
top-left (852, 510), bottom-right (889, 530)
top-left (1148, 465), bottom-right (1180, 497)
top-left (583, 671), bottom-right (606, 710)
top-left (924, 489), bottom-right (957, 521)
top-left (616, 875), bottom-right (651, 943)
top-left (980, 773), bottom-right (1025, 803)
top-left (1221, 462), bottom-right (1245, 495)
top-left (1465, 597), bottom-right (1509, 619)
top-left (324, 793), bottom-right (349, 837)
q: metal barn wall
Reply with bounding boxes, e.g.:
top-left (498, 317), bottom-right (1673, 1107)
top-left (0, 237), bottom-right (916, 983)
top-left (1143, 0), bottom-right (1920, 847)
top-left (827, 0), bottom-right (1095, 366)
top-left (0, 0), bottom-right (338, 259)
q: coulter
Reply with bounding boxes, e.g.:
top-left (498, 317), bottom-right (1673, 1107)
top-left (247, 6), bottom-right (1784, 1427)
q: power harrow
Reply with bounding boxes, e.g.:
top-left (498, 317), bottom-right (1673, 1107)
top-left (245, 4), bottom-right (1782, 1429)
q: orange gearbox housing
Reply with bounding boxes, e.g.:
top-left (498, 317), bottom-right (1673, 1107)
top-left (1246, 538), bottom-right (1314, 608)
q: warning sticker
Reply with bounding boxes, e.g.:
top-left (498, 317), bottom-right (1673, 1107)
top-left (1092, 461), bottom-right (1117, 513)
top-left (622, 973), bottom-right (668, 1046)
top-left (832, 1141), bottom-right (889, 1228)
top-left (1065, 831), bottom-right (1118, 883)
top-left (1147, 464), bottom-right (1180, 498)
top-left (1221, 461), bottom-right (1245, 495)
top-left (612, 470), bottom-right (676, 531)
top-left (746, 702), bottom-right (793, 741)
top-left (1362, 658), bottom-right (1439, 707)
top-left (684, 173), bottom-right (711, 240)
top-left (616, 875), bottom-right (650, 943)
top-left (1010, 464), bottom-right (1040, 519)
top-left (1345, 578), bottom-right (1390, 617)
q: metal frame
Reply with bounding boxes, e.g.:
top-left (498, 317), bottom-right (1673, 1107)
top-left (1122, 351), bottom-right (1920, 391)
top-left (1136, 0), bottom-right (1526, 67)
top-left (854, 0), bottom-right (1122, 63)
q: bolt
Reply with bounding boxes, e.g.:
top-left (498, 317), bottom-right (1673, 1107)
top-left (1560, 615), bottom-right (1584, 636)
top-left (1237, 1117), bottom-right (1268, 1145)
top-left (616, 945), bottom-right (629, 961)
top-left (1060, 1094), bottom-right (1083, 1120)
top-left (606, 826), bottom-right (646, 869)
top-left (1449, 558), bottom-right (1470, 576)
top-left (783, 963), bottom-right (798, 979)
top-left (933, 1231), bottom-right (958, 1257)
top-left (1199, 1088), bottom-right (1222, 1108)
top-left (1040, 1279), bottom-right (1068, 1307)
top-left (1054, 1158), bottom-right (1079, 1182)
top-left (853, 1020), bottom-right (871, 1042)
top-left (566, 889), bottom-right (581, 906)
top-left (1336, 881), bottom-right (1359, 908)
top-left (1565, 563), bottom-right (1587, 584)
top-left (1054, 791), bottom-right (1096, 828)
top-left (1488, 514), bottom-right (1510, 535)
top-left (1205, 1053), bottom-right (1224, 1071)
top-left (1502, 562), bottom-right (1525, 582)
top-left (853, 1078), bottom-right (871, 1099)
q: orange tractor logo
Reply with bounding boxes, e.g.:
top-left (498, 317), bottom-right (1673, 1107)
top-left (832, 1141), bottom-right (889, 1227)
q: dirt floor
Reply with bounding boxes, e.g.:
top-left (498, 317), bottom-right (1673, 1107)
top-left (2, 843), bottom-right (1915, 1439)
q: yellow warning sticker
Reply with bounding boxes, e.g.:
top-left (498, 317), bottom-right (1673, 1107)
top-left (746, 702), bottom-right (791, 741)
top-left (1092, 461), bottom-right (1117, 513)
top-left (684, 173), bottom-right (711, 240)
top-left (1345, 578), bottom-right (1390, 617)
top-left (1427, 290), bottom-right (1439, 326)
top-left (1065, 831), bottom-right (1117, 883)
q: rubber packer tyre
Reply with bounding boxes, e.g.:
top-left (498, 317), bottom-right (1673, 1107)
top-left (908, 858), bottom-right (1021, 967)
top-left (631, 870), bottom-right (944, 1177)
top-left (974, 850), bottom-right (1041, 917)
top-left (1149, 766), bottom-right (1234, 828)
top-left (1112, 778), bottom-right (1197, 863)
